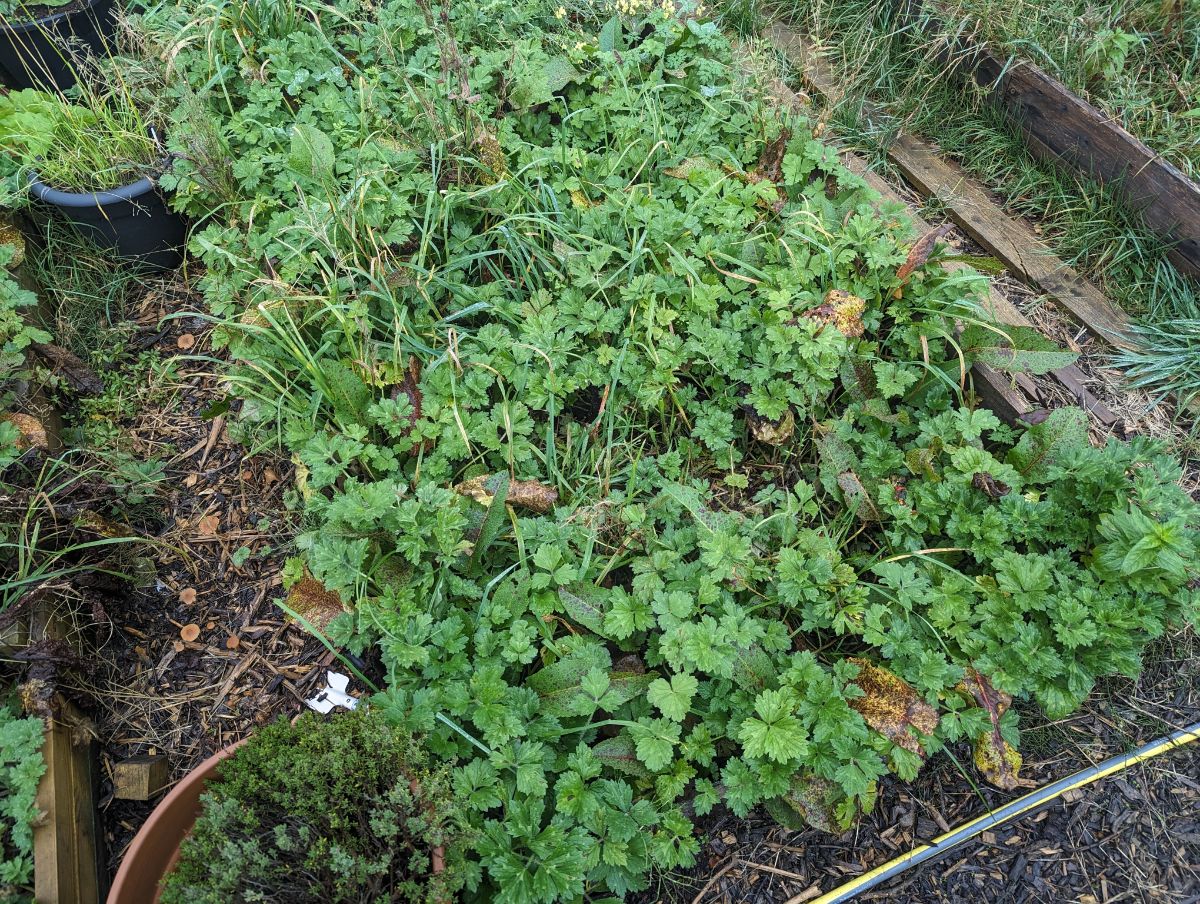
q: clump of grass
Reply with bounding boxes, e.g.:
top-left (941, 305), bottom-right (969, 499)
top-left (21, 224), bottom-right (144, 366)
top-left (0, 81), bottom-right (162, 193)
top-left (940, 0), bottom-right (1200, 178)
top-left (1115, 319), bottom-right (1200, 412)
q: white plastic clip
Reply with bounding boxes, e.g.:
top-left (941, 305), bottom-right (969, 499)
top-left (305, 670), bottom-right (359, 713)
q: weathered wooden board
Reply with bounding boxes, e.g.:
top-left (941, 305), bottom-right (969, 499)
top-left (887, 133), bottom-right (1136, 349)
top-left (34, 697), bottom-right (103, 904)
top-left (914, 2), bottom-right (1200, 279)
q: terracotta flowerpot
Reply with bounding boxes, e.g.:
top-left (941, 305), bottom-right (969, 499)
top-left (106, 740), bottom-right (245, 904)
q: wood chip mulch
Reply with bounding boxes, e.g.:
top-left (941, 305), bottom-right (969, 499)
top-left (46, 276), bottom-right (337, 878)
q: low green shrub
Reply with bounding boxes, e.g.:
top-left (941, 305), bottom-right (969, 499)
top-left (0, 695), bottom-right (44, 902)
top-left (161, 709), bottom-right (475, 904)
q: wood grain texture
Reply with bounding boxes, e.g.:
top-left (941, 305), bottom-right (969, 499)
top-left (113, 754), bottom-right (170, 801)
top-left (34, 697), bottom-right (102, 904)
top-left (919, 4), bottom-right (1200, 278)
top-left (887, 133), bottom-right (1136, 349)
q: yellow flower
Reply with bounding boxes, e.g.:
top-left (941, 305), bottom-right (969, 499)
top-left (554, 5), bottom-right (566, 17)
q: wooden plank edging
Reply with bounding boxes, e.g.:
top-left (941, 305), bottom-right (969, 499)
top-left (914, 1), bottom-right (1200, 279)
top-left (887, 133), bottom-right (1136, 350)
top-left (34, 696), bottom-right (103, 904)
top-left (764, 30), bottom-right (1119, 427)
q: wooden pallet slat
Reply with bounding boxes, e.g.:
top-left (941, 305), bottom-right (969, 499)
top-left (887, 133), bottom-right (1136, 350)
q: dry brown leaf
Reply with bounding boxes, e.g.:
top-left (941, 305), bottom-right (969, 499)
top-left (848, 658), bottom-right (939, 755)
top-left (173, 640), bottom-right (185, 653)
top-left (196, 514), bottom-right (220, 536)
top-left (959, 668), bottom-right (1032, 789)
top-left (896, 224), bottom-right (952, 284)
top-left (0, 220), bottom-right (25, 267)
top-left (2, 413), bottom-right (49, 450)
top-left (389, 357), bottom-right (426, 452)
top-left (753, 128), bottom-right (791, 185)
top-left (745, 407), bottom-right (795, 445)
top-left (179, 588), bottom-right (197, 605)
top-left (455, 474), bottom-right (559, 514)
top-left (803, 289), bottom-right (865, 338)
top-left (974, 733), bottom-right (1024, 790)
top-left (183, 473), bottom-right (199, 488)
top-left (75, 510), bottom-right (133, 538)
top-left (971, 472), bottom-right (1011, 499)
top-left (508, 478), bottom-right (559, 514)
top-left (176, 333), bottom-right (196, 350)
top-left (285, 575), bottom-right (346, 632)
top-left (179, 624), bottom-right (200, 643)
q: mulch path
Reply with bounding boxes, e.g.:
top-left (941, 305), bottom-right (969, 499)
top-left (43, 275), bottom-right (333, 877)
top-left (637, 738), bottom-right (1199, 904)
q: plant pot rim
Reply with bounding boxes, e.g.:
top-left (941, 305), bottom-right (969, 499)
top-left (27, 170), bottom-right (159, 207)
top-left (106, 739), bottom-right (246, 904)
top-left (0, 0), bottom-right (112, 34)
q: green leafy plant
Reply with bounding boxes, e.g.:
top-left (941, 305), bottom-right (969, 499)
top-left (161, 708), bottom-right (476, 904)
top-left (0, 243), bottom-right (51, 418)
top-left (112, 0), bottom-right (1200, 900)
top-left (0, 695), bottom-right (44, 901)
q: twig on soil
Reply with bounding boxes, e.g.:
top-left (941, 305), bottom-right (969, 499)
top-left (689, 857), bottom-right (736, 904)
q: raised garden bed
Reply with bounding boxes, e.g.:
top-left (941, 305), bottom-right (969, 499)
top-left (0, 2), bottom-right (1197, 902)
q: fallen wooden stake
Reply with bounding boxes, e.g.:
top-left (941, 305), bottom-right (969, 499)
top-left (113, 754), bottom-right (170, 801)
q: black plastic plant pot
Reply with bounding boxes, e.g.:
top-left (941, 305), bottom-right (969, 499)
top-left (0, 0), bottom-right (117, 92)
top-left (27, 173), bottom-right (187, 271)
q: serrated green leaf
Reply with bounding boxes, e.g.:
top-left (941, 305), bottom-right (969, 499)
top-left (962, 324), bottom-right (1078, 375)
top-left (1007, 407), bottom-right (1089, 480)
top-left (646, 672), bottom-right (698, 722)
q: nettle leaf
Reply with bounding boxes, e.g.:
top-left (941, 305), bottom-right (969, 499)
top-left (559, 583), bottom-right (612, 637)
top-left (1007, 407), bottom-right (1088, 480)
top-left (646, 672), bottom-right (698, 722)
top-left (594, 733), bottom-right (651, 779)
top-left (961, 324), bottom-right (1078, 375)
top-left (288, 123), bottom-right (335, 180)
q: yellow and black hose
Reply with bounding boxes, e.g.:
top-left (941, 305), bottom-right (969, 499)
top-left (807, 720), bottom-right (1200, 904)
